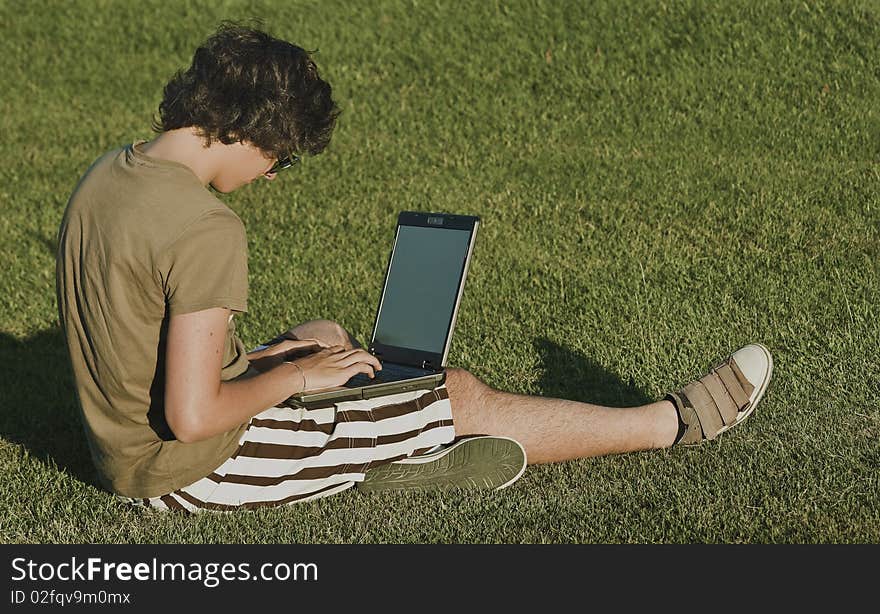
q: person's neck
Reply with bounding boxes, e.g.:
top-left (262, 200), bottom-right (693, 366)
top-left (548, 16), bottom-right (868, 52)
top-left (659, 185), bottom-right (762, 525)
top-left (139, 129), bottom-right (220, 186)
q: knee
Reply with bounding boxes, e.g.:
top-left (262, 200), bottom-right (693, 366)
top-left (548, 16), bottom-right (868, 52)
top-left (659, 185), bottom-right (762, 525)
top-left (445, 368), bottom-right (493, 402)
top-left (319, 319), bottom-right (355, 349)
top-left (295, 319), bottom-right (356, 349)
top-left (444, 368), bottom-right (495, 434)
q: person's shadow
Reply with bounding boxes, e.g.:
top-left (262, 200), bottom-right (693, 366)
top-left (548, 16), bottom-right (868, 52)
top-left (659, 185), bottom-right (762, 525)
top-left (0, 327), bottom-right (97, 485)
top-left (532, 337), bottom-right (653, 407)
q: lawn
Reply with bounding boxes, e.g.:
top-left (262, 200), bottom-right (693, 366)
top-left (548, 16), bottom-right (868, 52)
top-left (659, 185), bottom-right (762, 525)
top-left (0, 0), bottom-right (877, 543)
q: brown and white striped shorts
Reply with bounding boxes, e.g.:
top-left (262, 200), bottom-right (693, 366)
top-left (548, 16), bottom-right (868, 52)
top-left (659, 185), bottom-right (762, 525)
top-left (127, 386), bottom-right (455, 512)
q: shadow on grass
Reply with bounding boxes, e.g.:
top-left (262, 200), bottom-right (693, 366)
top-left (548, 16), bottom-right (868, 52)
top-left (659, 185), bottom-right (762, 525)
top-left (532, 337), bottom-right (653, 407)
top-left (0, 327), bottom-right (96, 485)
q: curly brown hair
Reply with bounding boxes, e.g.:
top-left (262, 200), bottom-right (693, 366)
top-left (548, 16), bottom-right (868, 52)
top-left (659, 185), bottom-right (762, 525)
top-left (152, 22), bottom-right (340, 157)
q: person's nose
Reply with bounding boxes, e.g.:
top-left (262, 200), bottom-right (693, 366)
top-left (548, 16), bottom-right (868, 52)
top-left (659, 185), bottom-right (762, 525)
top-left (264, 172), bottom-right (277, 181)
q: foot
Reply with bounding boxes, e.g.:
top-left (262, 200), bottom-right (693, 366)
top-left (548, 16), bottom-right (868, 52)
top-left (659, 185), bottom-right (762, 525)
top-left (357, 436), bottom-right (527, 493)
top-left (667, 343), bottom-right (773, 445)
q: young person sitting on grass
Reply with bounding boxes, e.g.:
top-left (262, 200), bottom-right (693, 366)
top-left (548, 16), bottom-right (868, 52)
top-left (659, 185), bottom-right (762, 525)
top-left (56, 23), bottom-right (773, 512)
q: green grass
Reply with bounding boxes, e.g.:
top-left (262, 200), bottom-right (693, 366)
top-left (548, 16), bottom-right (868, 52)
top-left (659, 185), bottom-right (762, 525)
top-left (1, 0), bottom-right (878, 543)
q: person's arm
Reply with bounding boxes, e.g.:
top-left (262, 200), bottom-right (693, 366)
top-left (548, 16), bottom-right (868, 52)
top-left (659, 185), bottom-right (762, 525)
top-left (164, 307), bottom-right (381, 443)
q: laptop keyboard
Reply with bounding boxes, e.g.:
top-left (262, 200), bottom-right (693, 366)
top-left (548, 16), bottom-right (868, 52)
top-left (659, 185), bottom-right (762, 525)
top-left (343, 362), bottom-right (433, 388)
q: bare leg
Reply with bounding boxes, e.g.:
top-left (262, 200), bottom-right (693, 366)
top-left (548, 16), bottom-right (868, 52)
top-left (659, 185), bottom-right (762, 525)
top-left (444, 368), bottom-right (680, 464)
top-left (280, 325), bottom-right (676, 462)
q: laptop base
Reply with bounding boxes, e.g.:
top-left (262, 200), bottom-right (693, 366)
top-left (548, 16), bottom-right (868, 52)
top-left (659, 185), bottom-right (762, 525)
top-left (285, 371), bottom-right (446, 408)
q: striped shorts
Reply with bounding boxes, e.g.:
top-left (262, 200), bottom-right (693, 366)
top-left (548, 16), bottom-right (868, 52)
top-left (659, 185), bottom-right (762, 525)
top-left (126, 386), bottom-right (455, 512)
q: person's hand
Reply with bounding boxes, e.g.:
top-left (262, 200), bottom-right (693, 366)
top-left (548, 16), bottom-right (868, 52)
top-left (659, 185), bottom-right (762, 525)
top-left (249, 338), bottom-right (329, 373)
top-left (289, 346), bottom-right (382, 391)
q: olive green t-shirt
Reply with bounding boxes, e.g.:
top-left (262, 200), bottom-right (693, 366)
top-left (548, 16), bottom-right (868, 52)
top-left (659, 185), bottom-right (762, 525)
top-left (56, 142), bottom-right (250, 498)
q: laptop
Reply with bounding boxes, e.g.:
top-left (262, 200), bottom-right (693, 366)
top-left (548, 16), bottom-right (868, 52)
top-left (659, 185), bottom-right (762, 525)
top-left (285, 211), bottom-right (480, 407)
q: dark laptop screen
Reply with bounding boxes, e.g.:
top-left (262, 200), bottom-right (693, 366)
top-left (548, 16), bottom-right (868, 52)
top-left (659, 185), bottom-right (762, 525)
top-left (373, 224), bottom-right (472, 355)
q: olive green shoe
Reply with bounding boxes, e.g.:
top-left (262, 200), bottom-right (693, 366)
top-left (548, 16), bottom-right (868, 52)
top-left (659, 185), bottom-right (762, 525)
top-left (357, 436), bottom-right (527, 493)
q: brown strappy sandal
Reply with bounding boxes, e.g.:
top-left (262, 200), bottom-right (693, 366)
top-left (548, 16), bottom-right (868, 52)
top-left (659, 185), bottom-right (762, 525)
top-left (666, 343), bottom-right (774, 445)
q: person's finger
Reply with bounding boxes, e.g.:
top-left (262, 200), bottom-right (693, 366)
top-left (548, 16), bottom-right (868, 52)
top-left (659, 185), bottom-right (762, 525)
top-left (353, 349), bottom-right (382, 371)
top-left (333, 349), bottom-right (382, 371)
top-left (348, 363), bottom-right (375, 379)
top-left (358, 350), bottom-right (382, 371)
top-left (329, 352), bottom-right (365, 368)
top-left (319, 345), bottom-right (346, 355)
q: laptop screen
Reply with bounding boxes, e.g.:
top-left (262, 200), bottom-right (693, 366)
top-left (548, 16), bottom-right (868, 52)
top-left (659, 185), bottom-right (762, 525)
top-left (373, 224), bottom-right (472, 356)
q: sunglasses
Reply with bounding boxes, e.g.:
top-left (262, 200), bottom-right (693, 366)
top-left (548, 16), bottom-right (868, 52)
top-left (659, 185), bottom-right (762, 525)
top-left (268, 152), bottom-right (301, 174)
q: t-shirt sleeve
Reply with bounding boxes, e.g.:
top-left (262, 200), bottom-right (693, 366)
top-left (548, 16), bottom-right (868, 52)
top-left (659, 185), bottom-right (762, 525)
top-left (158, 209), bottom-right (249, 316)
